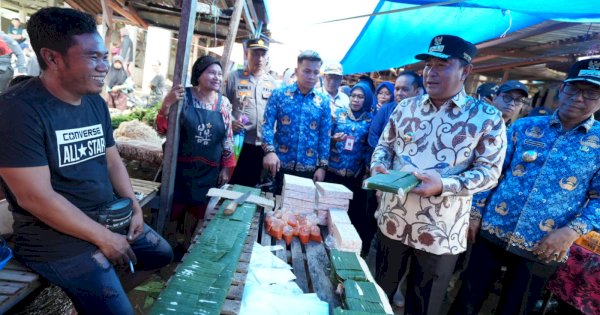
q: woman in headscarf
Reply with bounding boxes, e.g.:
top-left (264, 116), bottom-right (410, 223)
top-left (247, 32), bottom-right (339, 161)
top-left (374, 81), bottom-right (395, 113)
top-left (327, 81), bottom-right (373, 255)
top-left (156, 55), bottom-right (235, 248)
top-left (106, 55), bottom-right (132, 110)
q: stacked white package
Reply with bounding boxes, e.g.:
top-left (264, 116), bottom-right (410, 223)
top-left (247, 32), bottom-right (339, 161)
top-left (315, 182), bottom-right (353, 200)
top-left (330, 221), bottom-right (362, 254)
top-left (327, 208), bottom-right (351, 230)
top-left (282, 174), bottom-right (316, 214)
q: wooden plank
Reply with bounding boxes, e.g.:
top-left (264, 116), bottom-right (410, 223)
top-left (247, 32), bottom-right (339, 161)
top-left (305, 242), bottom-right (340, 308)
top-left (0, 295), bottom-right (7, 304)
top-left (0, 280), bottom-right (40, 314)
top-left (221, 0), bottom-right (245, 83)
top-left (206, 188), bottom-right (275, 209)
top-left (0, 281), bottom-right (27, 295)
top-left (156, 0), bottom-right (198, 235)
top-left (221, 299), bottom-right (241, 315)
top-left (0, 270), bottom-right (38, 283)
top-left (274, 238), bottom-right (287, 263)
top-left (290, 238), bottom-right (309, 293)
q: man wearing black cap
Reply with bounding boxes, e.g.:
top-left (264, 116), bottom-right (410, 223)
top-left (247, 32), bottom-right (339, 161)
top-left (476, 82), bottom-right (498, 104)
top-left (370, 34), bottom-right (507, 315)
top-left (450, 58), bottom-right (600, 315)
top-left (227, 37), bottom-right (277, 187)
top-left (491, 80), bottom-right (529, 124)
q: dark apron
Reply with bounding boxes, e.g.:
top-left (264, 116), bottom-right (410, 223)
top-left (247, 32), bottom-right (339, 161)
top-left (173, 88), bottom-right (225, 205)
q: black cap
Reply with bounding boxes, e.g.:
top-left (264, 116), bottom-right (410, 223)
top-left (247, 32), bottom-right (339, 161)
top-left (415, 35), bottom-right (477, 64)
top-left (498, 80), bottom-right (528, 96)
top-left (246, 38), bottom-right (269, 51)
top-left (565, 58), bottom-right (600, 86)
top-left (476, 82), bottom-right (498, 99)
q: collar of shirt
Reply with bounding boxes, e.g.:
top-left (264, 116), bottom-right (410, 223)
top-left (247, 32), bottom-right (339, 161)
top-left (422, 87), bottom-right (469, 109)
top-left (549, 112), bottom-right (595, 133)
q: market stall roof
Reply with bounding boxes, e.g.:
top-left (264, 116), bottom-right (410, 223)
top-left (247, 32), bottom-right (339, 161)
top-left (1, 0), bottom-right (268, 44)
top-left (341, 0), bottom-right (600, 76)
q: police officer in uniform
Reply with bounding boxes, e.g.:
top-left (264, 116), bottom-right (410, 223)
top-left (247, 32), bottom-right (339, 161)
top-left (227, 37), bottom-right (277, 187)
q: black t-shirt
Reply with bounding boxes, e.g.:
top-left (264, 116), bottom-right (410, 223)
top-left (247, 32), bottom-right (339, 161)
top-left (0, 78), bottom-right (116, 261)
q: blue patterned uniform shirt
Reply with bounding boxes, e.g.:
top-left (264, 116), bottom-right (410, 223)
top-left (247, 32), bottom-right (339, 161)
top-left (262, 82), bottom-right (332, 172)
top-left (474, 114), bottom-right (600, 260)
top-left (329, 107), bottom-right (372, 177)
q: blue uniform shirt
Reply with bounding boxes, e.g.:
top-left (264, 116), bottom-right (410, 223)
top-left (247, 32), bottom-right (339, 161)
top-left (262, 82), bottom-right (332, 172)
top-left (474, 114), bottom-right (600, 261)
top-left (329, 107), bottom-right (372, 177)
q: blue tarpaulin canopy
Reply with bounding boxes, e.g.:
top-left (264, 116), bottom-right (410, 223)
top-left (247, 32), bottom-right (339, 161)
top-left (341, 0), bottom-right (600, 74)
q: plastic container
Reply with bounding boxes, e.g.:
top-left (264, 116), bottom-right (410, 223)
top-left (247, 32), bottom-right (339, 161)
top-left (0, 238), bottom-right (12, 270)
top-left (283, 225), bottom-right (294, 246)
top-left (310, 225), bottom-right (322, 243)
top-left (299, 226), bottom-right (310, 245)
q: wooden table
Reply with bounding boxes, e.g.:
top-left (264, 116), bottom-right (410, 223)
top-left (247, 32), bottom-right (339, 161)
top-left (0, 259), bottom-right (41, 314)
top-left (130, 178), bottom-right (161, 208)
top-left (257, 196), bottom-right (342, 312)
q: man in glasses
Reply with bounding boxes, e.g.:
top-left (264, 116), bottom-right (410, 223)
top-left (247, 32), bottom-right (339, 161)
top-left (491, 80), bottom-right (529, 125)
top-left (450, 58), bottom-right (600, 315)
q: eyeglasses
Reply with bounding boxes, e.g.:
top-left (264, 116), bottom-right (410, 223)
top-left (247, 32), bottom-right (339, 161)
top-left (562, 84), bottom-right (600, 100)
top-left (350, 94), bottom-right (365, 99)
top-left (501, 94), bottom-right (527, 105)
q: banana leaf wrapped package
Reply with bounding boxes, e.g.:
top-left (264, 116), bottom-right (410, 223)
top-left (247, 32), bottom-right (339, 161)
top-left (362, 170), bottom-right (420, 198)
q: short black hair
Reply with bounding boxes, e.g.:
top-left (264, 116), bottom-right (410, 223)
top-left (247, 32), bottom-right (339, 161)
top-left (398, 70), bottom-right (423, 90)
top-left (27, 7), bottom-right (98, 70)
top-left (297, 50), bottom-right (322, 65)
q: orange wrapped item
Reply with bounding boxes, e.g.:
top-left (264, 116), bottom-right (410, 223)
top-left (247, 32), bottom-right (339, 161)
top-left (269, 219), bottom-right (284, 240)
top-left (299, 226), bottom-right (310, 245)
top-left (264, 211), bottom-right (274, 232)
top-left (310, 225), bottom-right (322, 243)
top-left (283, 225), bottom-right (294, 246)
top-left (292, 226), bottom-right (299, 237)
top-left (287, 214), bottom-right (298, 227)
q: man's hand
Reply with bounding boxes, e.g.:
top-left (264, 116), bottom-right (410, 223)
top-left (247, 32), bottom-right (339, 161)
top-left (263, 152), bottom-right (280, 176)
top-left (314, 168), bottom-right (326, 182)
top-left (127, 207), bottom-right (144, 243)
top-left (411, 171), bottom-right (443, 197)
top-left (332, 132), bottom-right (346, 143)
top-left (370, 164), bottom-right (389, 177)
top-left (232, 120), bottom-right (245, 133)
top-left (467, 217), bottom-right (481, 243)
top-left (97, 231), bottom-right (137, 266)
top-left (217, 167), bottom-right (230, 186)
top-left (533, 227), bottom-right (580, 262)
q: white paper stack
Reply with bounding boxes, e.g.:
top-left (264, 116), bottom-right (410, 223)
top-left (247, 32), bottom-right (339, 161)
top-left (331, 221), bottom-right (362, 254)
top-left (327, 208), bottom-right (351, 230)
top-left (282, 174), bottom-right (316, 214)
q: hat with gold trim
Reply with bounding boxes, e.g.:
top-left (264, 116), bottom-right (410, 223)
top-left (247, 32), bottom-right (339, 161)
top-left (565, 58), bottom-right (600, 86)
top-left (246, 37), bottom-right (269, 51)
top-left (415, 34), bottom-right (477, 64)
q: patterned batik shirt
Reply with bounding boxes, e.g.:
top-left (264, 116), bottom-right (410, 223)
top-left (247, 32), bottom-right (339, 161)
top-left (473, 114), bottom-right (600, 261)
top-left (329, 107), bottom-right (372, 177)
top-left (262, 82), bottom-right (332, 172)
top-left (371, 89), bottom-right (507, 255)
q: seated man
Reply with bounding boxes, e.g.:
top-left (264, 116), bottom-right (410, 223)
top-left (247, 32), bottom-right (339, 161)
top-left (0, 8), bottom-right (172, 315)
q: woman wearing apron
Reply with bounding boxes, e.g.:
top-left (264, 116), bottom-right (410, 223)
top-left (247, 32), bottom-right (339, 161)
top-left (156, 55), bottom-right (235, 250)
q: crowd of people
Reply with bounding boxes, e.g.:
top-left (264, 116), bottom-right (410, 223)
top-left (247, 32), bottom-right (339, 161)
top-left (0, 5), bottom-right (598, 315)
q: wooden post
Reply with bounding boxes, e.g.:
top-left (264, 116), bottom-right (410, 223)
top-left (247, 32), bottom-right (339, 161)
top-left (221, 0), bottom-right (244, 83)
top-left (100, 0), bottom-right (114, 53)
top-left (156, 0), bottom-right (198, 235)
top-left (502, 68), bottom-right (510, 83)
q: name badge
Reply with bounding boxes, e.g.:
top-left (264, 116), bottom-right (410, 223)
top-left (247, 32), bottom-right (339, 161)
top-left (344, 136), bottom-right (355, 151)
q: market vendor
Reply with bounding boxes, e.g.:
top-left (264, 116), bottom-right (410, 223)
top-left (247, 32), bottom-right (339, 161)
top-left (370, 35), bottom-right (506, 315)
top-left (156, 55), bottom-right (235, 247)
top-left (326, 81), bottom-right (373, 255)
top-left (262, 50), bottom-right (332, 192)
top-left (450, 58), bottom-right (600, 315)
top-left (0, 8), bottom-right (173, 314)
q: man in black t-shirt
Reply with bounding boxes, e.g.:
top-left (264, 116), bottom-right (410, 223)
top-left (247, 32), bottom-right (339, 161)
top-left (0, 8), bottom-right (172, 315)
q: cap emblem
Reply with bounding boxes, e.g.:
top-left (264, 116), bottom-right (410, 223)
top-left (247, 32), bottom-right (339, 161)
top-left (434, 36), bottom-right (443, 45)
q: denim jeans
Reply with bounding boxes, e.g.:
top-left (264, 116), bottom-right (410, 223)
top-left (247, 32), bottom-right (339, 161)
top-left (20, 224), bottom-right (173, 315)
